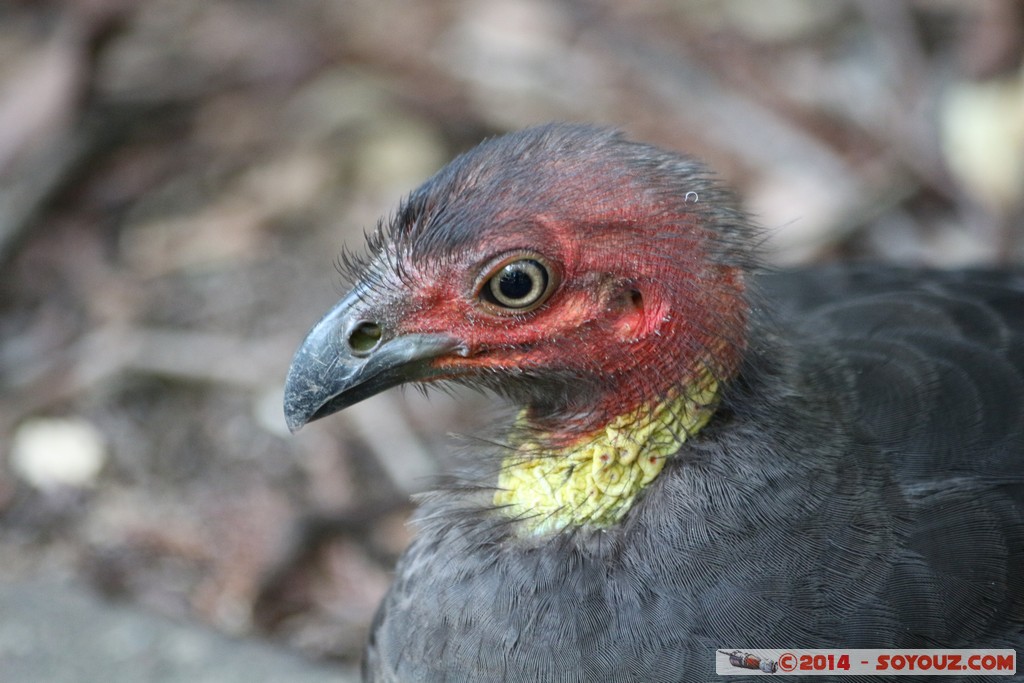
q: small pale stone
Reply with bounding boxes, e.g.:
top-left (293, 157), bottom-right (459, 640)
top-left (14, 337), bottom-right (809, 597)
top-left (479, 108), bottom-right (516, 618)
top-left (9, 417), bottom-right (107, 491)
top-left (942, 71), bottom-right (1024, 214)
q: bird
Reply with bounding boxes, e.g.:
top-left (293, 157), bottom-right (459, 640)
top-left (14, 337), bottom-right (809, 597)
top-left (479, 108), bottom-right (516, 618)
top-left (283, 124), bottom-right (1024, 682)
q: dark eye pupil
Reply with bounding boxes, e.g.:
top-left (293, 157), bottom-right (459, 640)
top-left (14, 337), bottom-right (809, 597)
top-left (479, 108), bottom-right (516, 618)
top-left (499, 267), bottom-right (535, 300)
top-left (484, 258), bottom-right (551, 311)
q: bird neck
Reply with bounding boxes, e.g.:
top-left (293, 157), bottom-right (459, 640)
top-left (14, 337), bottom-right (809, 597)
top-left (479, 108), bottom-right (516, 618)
top-left (492, 369), bottom-right (721, 536)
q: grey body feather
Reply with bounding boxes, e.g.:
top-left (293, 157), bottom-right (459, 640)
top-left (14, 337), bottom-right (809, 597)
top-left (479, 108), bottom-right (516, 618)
top-left (365, 267), bottom-right (1024, 682)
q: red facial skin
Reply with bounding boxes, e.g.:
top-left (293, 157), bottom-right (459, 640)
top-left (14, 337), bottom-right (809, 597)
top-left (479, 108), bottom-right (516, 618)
top-left (376, 199), bottom-right (749, 446)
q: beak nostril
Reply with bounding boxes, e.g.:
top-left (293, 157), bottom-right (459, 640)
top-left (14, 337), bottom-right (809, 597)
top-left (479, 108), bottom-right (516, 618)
top-left (348, 321), bottom-right (383, 354)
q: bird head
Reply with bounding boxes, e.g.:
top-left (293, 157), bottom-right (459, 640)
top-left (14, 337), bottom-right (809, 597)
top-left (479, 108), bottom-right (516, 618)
top-left (284, 125), bottom-right (752, 452)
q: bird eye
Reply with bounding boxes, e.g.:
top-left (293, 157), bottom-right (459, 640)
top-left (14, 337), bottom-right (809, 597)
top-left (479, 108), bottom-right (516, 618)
top-left (479, 256), bottom-right (556, 313)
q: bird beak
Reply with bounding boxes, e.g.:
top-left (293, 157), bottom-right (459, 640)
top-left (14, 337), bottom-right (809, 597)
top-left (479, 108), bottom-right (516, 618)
top-left (283, 290), bottom-right (463, 432)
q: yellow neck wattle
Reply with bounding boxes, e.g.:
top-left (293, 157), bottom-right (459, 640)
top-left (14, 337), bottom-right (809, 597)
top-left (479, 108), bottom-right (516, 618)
top-left (493, 373), bottom-right (720, 536)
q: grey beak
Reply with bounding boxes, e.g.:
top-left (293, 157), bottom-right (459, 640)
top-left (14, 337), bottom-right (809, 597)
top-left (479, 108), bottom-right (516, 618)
top-left (283, 292), bottom-right (462, 432)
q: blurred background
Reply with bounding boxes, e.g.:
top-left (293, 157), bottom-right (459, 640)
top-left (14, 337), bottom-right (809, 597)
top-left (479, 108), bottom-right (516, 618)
top-left (0, 0), bottom-right (1022, 678)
